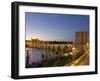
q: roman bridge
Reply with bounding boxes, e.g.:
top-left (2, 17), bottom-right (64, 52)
top-left (26, 39), bottom-right (73, 53)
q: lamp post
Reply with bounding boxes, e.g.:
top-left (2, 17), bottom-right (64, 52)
top-left (86, 42), bottom-right (89, 48)
top-left (86, 42), bottom-right (88, 46)
top-left (85, 42), bottom-right (89, 51)
top-left (72, 47), bottom-right (76, 66)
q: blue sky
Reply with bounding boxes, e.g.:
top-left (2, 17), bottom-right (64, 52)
top-left (25, 12), bottom-right (89, 41)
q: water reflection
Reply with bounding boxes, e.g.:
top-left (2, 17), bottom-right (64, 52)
top-left (26, 47), bottom-right (59, 68)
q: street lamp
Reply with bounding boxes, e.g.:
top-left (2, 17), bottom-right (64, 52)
top-left (86, 42), bottom-right (89, 50)
top-left (72, 47), bottom-right (75, 50)
top-left (72, 47), bottom-right (76, 66)
top-left (86, 42), bottom-right (89, 46)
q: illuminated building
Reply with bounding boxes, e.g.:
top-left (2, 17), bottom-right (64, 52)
top-left (75, 32), bottom-right (89, 45)
top-left (26, 40), bottom-right (33, 47)
top-left (75, 32), bottom-right (89, 52)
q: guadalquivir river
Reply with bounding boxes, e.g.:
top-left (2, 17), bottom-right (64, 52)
top-left (26, 48), bottom-right (58, 65)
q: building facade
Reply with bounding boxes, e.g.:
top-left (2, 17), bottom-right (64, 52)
top-left (75, 32), bottom-right (89, 45)
top-left (26, 40), bottom-right (33, 47)
top-left (75, 32), bottom-right (89, 52)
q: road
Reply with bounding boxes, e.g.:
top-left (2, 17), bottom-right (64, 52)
top-left (71, 49), bottom-right (89, 66)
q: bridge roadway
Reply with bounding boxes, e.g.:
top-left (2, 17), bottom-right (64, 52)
top-left (65, 49), bottom-right (89, 66)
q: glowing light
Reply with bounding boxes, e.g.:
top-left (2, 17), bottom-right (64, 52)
top-left (72, 47), bottom-right (76, 50)
top-left (86, 42), bottom-right (89, 46)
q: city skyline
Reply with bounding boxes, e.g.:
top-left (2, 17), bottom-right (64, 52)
top-left (25, 12), bottom-right (89, 41)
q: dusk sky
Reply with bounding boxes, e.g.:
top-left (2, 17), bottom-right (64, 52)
top-left (25, 12), bottom-right (89, 41)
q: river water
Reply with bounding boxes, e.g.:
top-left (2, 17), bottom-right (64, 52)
top-left (26, 48), bottom-right (58, 65)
